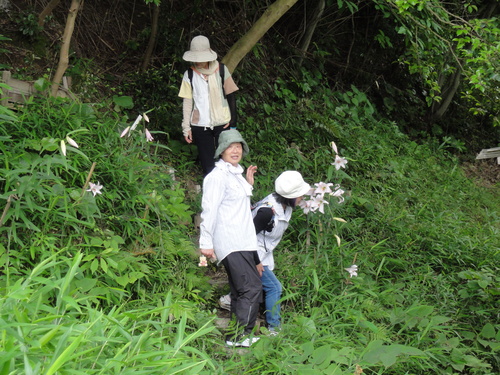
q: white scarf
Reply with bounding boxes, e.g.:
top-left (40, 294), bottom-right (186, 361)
top-left (218, 160), bottom-right (253, 197)
top-left (194, 61), bottom-right (228, 125)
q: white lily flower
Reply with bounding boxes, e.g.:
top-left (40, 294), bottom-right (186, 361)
top-left (314, 182), bottom-right (333, 196)
top-left (330, 187), bottom-right (345, 203)
top-left (87, 181), bottom-right (103, 197)
top-left (332, 155), bottom-right (348, 170)
top-left (331, 141), bottom-right (338, 155)
top-left (145, 128), bottom-right (154, 142)
top-left (309, 195), bottom-right (329, 214)
top-left (345, 264), bottom-right (358, 278)
top-left (333, 217), bottom-right (347, 223)
top-left (198, 256), bottom-right (208, 267)
top-left (130, 114), bottom-right (142, 131)
top-left (330, 188), bottom-right (344, 196)
top-left (66, 136), bottom-right (79, 148)
top-left (299, 198), bottom-right (313, 214)
top-left (120, 126), bottom-right (131, 138)
top-left (305, 187), bottom-right (315, 197)
top-left (61, 140), bottom-right (67, 156)
top-left (334, 234), bottom-right (341, 247)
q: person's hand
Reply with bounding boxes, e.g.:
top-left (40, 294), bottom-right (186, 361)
top-left (246, 165), bottom-right (258, 186)
top-left (200, 248), bottom-right (216, 259)
top-left (223, 123), bottom-right (230, 129)
top-left (184, 130), bottom-right (193, 144)
top-left (256, 263), bottom-right (264, 277)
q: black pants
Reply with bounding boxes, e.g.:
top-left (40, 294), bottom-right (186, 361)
top-left (191, 125), bottom-right (228, 176)
top-left (221, 251), bottom-right (262, 336)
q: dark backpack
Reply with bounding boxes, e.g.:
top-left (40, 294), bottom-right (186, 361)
top-left (187, 62), bottom-right (227, 99)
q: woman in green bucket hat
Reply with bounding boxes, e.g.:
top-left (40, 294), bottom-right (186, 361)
top-left (199, 129), bottom-right (262, 347)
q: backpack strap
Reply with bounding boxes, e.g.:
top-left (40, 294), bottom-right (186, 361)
top-left (188, 63), bottom-right (227, 99)
top-left (188, 67), bottom-right (194, 86)
top-left (219, 63), bottom-right (226, 99)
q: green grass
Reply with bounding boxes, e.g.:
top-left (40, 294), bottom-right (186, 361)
top-left (0, 70), bottom-right (499, 374)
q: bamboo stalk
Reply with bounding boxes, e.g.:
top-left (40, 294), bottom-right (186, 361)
top-left (81, 162), bottom-right (97, 196)
top-left (0, 194), bottom-right (15, 228)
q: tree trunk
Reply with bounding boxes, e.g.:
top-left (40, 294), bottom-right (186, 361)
top-left (38, 0), bottom-right (62, 27)
top-left (140, 3), bottom-right (160, 73)
top-left (50, 0), bottom-right (82, 98)
top-left (478, 1), bottom-right (498, 18)
top-left (222, 0), bottom-right (299, 72)
top-left (430, 68), bottom-right (461, 120)
top-left (296, 0), bottom-right (325, 68)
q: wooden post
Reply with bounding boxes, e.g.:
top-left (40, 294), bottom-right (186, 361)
top-left (1, 71), bottom-right (11, 107)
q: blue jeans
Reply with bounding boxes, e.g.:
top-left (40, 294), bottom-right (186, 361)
top-left (261, 266), bottom-right (282, 329)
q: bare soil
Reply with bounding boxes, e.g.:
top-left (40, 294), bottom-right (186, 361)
top-left (462, 159), bottom-right (500, 190)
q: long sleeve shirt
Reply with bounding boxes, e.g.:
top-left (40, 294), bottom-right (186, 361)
top-left (199, 159), bottom-right (258, 263)
top-left (252, 193), bottom-right (293, 271)
top-left (178, 63), bottom-right (238, 129)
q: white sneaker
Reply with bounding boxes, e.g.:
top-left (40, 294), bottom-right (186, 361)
top-left (226, 337), bottom-right (260, 347)
top-left (218, 294), bottom-right (231, 311)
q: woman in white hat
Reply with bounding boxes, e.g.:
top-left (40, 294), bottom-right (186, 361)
top-left (251, 171), bottom-right (311, 335)
top-left (178, 35), bottom-right (239, 176)
top-left (199, 129), bottom-right (261, 347)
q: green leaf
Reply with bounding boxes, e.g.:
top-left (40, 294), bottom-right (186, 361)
top-left (480, 323), bottom-right (496, 339)
top-left (100, 258), bottom-right (108, 273)
top-left (406, 305), bottom-right (434, 317)
top-left (113, 95), bottom-right (134, 109)
top-left (310, 345), bottom-right (331, 365)
top-left (90, 259), bottom-right (98, 273)
top-left (45, 330), bottom-right (85, 375)
top-left (116, 275), bottom-right (130, 287)
top-left (34, 78), bottom-right (50, 92)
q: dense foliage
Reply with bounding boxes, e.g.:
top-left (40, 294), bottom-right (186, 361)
top-left (1, 69), bottom-right (499, 373)
top-left (0, 0), bottom-right (499, 374)
top-left (1, 0), bottom-right (499, 149)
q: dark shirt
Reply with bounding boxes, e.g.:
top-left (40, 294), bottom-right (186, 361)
top-left (252, 206), bottom-right (274, 265)
top-left (253, 207), bottom-right (274, 234)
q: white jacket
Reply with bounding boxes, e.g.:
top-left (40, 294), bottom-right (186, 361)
top-left (252, 193), bottom-right (293, 271)
top-left (199, 159), bottom-right (258, 263)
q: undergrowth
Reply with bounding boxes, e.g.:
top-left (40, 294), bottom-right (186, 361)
top-left (0, 68), bottom-right (499, 374)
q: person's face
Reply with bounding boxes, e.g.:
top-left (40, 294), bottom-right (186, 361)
top-left (294, 196), bottom-right (303, 205)
top-left (194, 61), bottom-right (209, 69)
top-left (221, 142), bottom-right (243, 166)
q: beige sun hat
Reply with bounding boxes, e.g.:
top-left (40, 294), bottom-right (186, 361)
top-left (275, 171), bottom-right (311, 199)
top-left (182, 35), bottom-right (218, 62)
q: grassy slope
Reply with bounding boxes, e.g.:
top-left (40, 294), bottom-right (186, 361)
top-left (0, 9), bottom-right (499, 373)
top-left (204, 76), bottom-right (500, 373)
top-left (1, 82), bottom-right (499, 375)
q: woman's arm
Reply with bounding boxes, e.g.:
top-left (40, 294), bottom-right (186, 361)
top-left (199, 172), bottom-right (225, 253)
top-left (245, 165), bottom-right (257, 185)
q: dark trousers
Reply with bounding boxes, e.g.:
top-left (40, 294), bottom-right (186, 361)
top-left (191, 125), bottom-right (228, 176)
top-left (221, 251), bottom-right (262, 336)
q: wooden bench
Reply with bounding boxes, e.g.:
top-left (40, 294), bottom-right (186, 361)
top-left (476, 147), bottom-right (500, 164)
top-left (1, 71), bottom-right (73, 107)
